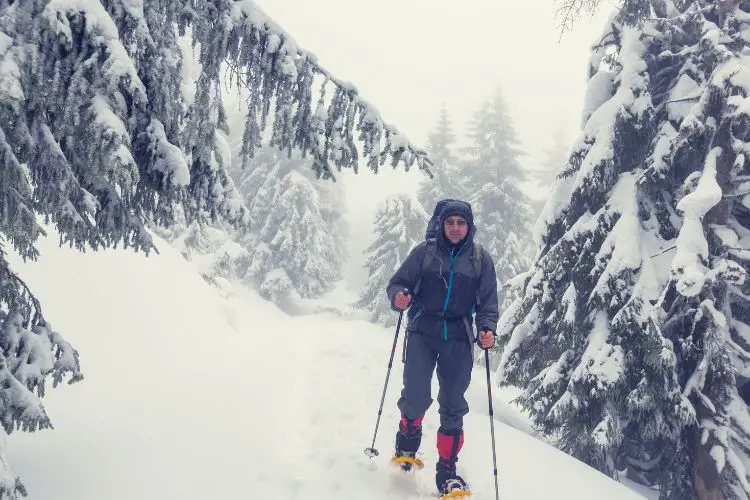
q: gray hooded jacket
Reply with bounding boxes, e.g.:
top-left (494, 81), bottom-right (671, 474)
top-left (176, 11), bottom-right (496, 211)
top-left (386, 201), bottom-right (499, 343)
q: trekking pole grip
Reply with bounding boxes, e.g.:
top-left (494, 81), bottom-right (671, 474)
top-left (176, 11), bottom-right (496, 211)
top-left (401, 288), bottom-right (409, 363)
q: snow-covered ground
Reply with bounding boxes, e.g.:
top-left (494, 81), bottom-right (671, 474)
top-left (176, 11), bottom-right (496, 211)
top-left (5, 229), bottom-right (654, 499)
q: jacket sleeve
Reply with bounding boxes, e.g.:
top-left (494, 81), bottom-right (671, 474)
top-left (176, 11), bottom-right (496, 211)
top-left (475, 251), bottom-right (499, 334)
top-left (386, 242), bottom-right (426, 309)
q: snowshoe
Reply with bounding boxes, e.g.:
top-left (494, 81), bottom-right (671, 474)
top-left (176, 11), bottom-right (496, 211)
top-left (390, 451), bottom-right (424, 471)
top-left (438, 489), bottom-right (472, 499)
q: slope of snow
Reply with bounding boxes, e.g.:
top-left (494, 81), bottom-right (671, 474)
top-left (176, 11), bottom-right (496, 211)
top-left (5, 228), bottom-right (649, 499)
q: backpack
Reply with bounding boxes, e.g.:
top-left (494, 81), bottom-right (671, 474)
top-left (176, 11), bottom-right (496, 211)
top-left (424, 199), bottom-right (457, 240)
top-left (410, 200), bottom-right (483, 315)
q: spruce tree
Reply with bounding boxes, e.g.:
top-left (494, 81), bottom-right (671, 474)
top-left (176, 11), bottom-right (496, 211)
top-left (417, 105), bottom-right (466, 212)
top-left (238, 146), bottom-right (347, 301)
top-left (498, 3), bottom-right (750, 498)
top-left (355, 194), bottom-right (429, 327)
top-left (462, 87), bottom-right (534, 308)
top-left (464, 87), bottom-right (526, 185)
top-left (0, 1), bottom-right (429, 496)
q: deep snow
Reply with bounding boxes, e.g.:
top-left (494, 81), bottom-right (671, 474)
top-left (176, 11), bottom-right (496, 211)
top-left (4, 228), bottom-right (652, 499)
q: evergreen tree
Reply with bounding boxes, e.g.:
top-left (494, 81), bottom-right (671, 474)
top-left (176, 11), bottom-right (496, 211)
top-left (355, 194), bottom-right (429, 327)
top-left (169, 216), bottom-right (252, 294)
top-left (462, 87), bottom-right (534, 308)
top-left (498, 3), bottom-right (750, 498)
top-left (464, 87), bottom-right (526, 185)
top-left (237, 146), bottom-right (348, 301)
top-left (417, 105), bottom-right (466, 211)
top-left (0, 1), bottom-right (429, 496)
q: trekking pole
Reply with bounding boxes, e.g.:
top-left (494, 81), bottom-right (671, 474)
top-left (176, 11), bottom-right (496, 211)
top-left (484, 349), bottom-right (500, 500)
top-left (401, 325), bottom-right (409, 363)
top-left (364, 304), bottom-right (406, 458)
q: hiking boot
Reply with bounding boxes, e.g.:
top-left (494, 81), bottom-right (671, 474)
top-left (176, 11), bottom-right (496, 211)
top-left (395, 414), bottom-right (423, 453)
top-left (435, 428), bottom-right (466, 492)
top-left (436, 459), bottom-right (468, 494)
top-left (393, 414), bottom-right (424, 471)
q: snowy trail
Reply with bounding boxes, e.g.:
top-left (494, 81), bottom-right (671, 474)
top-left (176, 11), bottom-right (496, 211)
top-left (266, 315), bottom-right (649, 499)
top-left (5, 230), bottom-right (649, 499)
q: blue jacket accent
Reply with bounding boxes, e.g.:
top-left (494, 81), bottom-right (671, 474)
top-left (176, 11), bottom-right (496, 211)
top-left (442, 246), bottom-right (463, 340)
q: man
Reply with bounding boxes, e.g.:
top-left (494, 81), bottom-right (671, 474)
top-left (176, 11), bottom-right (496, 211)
top-left (386, 199), bottom-right (499, 495)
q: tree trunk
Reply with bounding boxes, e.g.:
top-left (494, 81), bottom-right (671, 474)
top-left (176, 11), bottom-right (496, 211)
top-left (691, 407), bottom-right (725, 500)
top-left (693, 446), bottom-right (724, 500)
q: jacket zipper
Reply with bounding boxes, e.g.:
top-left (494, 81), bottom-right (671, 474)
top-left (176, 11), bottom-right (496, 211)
top-left (442, 247), bottom-right (460, 340)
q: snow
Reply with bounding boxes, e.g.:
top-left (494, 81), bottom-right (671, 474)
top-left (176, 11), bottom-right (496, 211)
top-left (146, 119), bottom-right (190, 186)
top-left (497, 301), bottom-right (542, 379)
top-left (732, 319), bottom-right (750, 347)
top-left (562, 284), bottom-right (577, 324)
top-left (230, 0), bottom-right (301, 57)
top-left (587, 15), bottom-right (618, 76)
top-left (225, 0), bottom-right (428, 173)
top-left (177, 29), bottom-right (199, 107)
top-left (3, 226), bottom-right (648, 500)
top-left (650, 122), bottom-right (678, 176)
top-left (667, 73), bottom-right (700, 122)
top-left (532, 172), bottom-right (576, 247)
top-left (539, 350), bottom-right (575, 390)
top-left (536, 25), bottom-right (653, 241)
top-left (720, 55), bottom-right (750, 119)
top-left (570, 311), bottom-right (625, 389)
top-left (713, 55), bottom-right (750, 104)
top-left (711, 445), bottom-right (726, 473)
top-left (671, 147), bottom-right (723, 297)
top-left (0, 40), bottom-right (24, 106)
top-left (581, 70), bottom-right (616, 127)
top-left (45, 0), bottom-right (117, 39)
top-left (91, 95), bottom-right (129, 140)
top-left (0, 33), bottom-right (10, 54)
top-left (43, 0), bottom-right (147, 99)
top-left (571, 26), bottom-right (650, 197)
top-left (121, 0), bottom-right (144, 20)
top-left (590, 175), bottom-right (643, 304)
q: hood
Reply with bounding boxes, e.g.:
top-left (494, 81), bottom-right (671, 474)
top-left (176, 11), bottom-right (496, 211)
top-left (437, 200), bottom-right (476, 250)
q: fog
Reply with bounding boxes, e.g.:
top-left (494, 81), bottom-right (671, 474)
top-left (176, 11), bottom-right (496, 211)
top-left (255, 0), bottom-right (616, 288)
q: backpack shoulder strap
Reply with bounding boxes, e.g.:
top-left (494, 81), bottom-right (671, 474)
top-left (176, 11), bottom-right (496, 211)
top-left (472, 243), bottom-right (482, 277)
top-left (412, 240), bottom-right (436, 296)
top-left (473, 242), bottom-right (483, 309)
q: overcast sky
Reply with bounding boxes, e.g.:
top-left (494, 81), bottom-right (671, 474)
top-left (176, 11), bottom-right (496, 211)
top-left (254, 0), bottom-right (616, 285)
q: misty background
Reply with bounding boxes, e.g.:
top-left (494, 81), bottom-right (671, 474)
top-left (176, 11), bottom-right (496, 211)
top-left (6, 1), bottom-right (750, 498)
top-left (258, 0), bottom-right (614, 290)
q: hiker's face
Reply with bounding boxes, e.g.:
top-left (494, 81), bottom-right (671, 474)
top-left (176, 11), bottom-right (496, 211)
top-left (443, 216), bottom-right (468, 244)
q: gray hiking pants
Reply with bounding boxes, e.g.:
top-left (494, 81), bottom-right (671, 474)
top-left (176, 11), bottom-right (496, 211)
top-left (397, 332), bottom-right (473, 430)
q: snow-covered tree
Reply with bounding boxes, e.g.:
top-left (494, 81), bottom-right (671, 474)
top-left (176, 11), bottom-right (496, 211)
top-left (498, 3), bottom-right (750, 498)
top-left (462, 87), bottom-right (534, 308)
top-left (417, 105), bottom-right (466, 212)
top-left (355, 194), bottom-right (429, 326)
top-left (463, 86), bottom-right (527, 185)
top-left (237, 146), bottom-right (348, 301)
top-left (0, 1), bottom-right (429, 497)
top-left (170, 217), bottom-right (252, 293)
